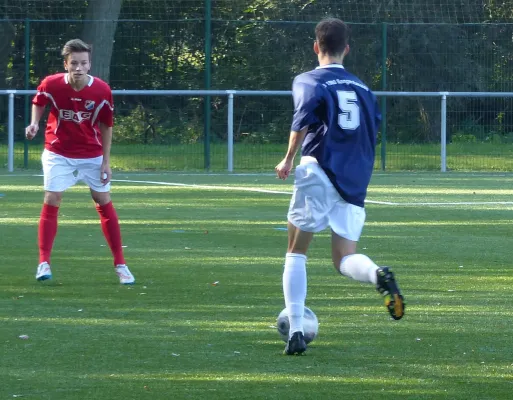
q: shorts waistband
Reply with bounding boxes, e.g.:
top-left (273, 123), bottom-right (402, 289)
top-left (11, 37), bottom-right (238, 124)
top-left (300, 156), bottom-right (318, 165)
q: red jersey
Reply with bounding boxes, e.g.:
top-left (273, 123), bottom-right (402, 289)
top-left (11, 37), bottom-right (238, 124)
top-left (32, 73), bottom-right (114, 158)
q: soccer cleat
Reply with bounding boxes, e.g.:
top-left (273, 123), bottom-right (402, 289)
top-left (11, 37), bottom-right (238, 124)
top-left (376, 267), bottom-right (405, 320)
top-left (284, 331), bottom-right (307, 355)
top-left (115, 264), bottom-right (135, 285)
top-left (36, 262), bottom-right (52, 281)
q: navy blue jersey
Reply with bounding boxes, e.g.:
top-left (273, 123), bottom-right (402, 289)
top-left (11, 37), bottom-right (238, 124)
top-left (291, 64), bottom-right (381, 207)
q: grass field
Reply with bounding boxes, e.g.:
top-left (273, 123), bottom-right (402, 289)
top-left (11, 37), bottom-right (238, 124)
top-left (3, 142), bottom-right (513, 172)
top-left (1, 171), bottom-right (513, 399)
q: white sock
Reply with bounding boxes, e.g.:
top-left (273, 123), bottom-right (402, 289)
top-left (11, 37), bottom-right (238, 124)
top-left (339, 254), bottom-right (379, 284)
top-left (282, 253), bottom-right (307, 338)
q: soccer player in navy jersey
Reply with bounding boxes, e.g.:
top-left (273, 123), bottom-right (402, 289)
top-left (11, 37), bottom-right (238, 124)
top-left (275, 18), bottom-right (404, 355)
top-left (25, 39), bottom-right (135, 285)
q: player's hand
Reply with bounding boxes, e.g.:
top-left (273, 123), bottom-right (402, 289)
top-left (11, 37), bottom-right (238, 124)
top-left (25, 123), bottom-right (39, 140)
top-left (275, 158), bottom-right (294, 180)
top-left (100, 163), bottom-right (112, 185)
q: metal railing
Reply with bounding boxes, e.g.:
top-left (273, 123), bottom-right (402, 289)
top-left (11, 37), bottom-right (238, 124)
top-left (2, 89), bottom-right (513, 173)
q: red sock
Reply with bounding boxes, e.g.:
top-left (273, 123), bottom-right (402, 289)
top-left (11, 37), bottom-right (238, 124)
top-left (96, 201), bottom-right (126, 266)
top-left (38, 203), bottom-right (59, 264)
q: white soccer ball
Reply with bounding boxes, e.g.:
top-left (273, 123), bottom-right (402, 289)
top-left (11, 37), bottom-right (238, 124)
top-left (277, 306), bottom-right (319, 344)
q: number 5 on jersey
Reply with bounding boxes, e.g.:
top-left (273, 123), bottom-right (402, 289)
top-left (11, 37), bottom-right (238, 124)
top-left (337, 90), bottom-right (360, 130)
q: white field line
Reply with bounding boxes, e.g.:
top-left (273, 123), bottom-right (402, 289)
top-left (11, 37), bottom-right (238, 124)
top-left (113, 179), bottom-right (292, 195)
top-left (111, 179), bottom-right (513, 207)
top-left (2, 175), bottom-right (513, 206)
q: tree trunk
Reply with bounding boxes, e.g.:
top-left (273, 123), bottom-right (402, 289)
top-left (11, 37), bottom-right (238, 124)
top-left (81, 0), bottom-right (123, 82)
top-left (0, 21), bottom-right (15, 82)
top-left (0, 18), bottom-right (15, 130)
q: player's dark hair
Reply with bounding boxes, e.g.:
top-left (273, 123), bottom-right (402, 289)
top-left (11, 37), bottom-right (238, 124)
top-left (315, 18), bottom-right (349, 56)
top-left (61, 39), bottom-right (91, 60)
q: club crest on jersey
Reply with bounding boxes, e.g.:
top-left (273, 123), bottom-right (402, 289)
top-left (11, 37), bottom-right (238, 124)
top-left (85, 100), bottom-right (95, 110)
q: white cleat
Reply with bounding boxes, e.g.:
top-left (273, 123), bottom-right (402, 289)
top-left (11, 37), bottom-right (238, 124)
top-left (115, 264), bottom-right (135, 285)
top-left (36, 262), bottom-right (52, 281)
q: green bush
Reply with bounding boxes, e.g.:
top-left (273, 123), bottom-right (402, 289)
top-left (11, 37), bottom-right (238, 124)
top-left (114, 106), bottom-right (146, 144)
top-left (114, 105), bottom-right (203, 145)
top-left (451, 133), bottom-right (477, 143)
top-left (238, 121), bottom-right (289, 144)
top-left (486, 132), bottom-right (503, 144)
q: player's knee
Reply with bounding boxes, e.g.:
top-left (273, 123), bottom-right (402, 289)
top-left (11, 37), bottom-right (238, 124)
top-left (44, 191), bottom-right (62, 206)
top-left (287, 228), bottom-right (314, 254)
top-left (331, 250), bottom-right (356, 273)
top-left (91, 190), bottom-right (111, 205)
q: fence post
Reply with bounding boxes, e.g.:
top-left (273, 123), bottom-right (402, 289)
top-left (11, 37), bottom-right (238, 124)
top-left (380, 22), bottom-right (387, 171)
top-left (8, 91), bottom-right (15, 172)
top-left (440, 92), bottom-right (448, 172)
top-left (203, 0), bottom-right (212, 170)
top-left (24, 18), bottom-right (30, 168)
top-left (227, 91), bottom-right (235, 172)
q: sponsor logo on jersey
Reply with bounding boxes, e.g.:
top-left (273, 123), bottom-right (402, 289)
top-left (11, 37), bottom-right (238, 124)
top-left (85, 100), bottom-right (95, 110)
top-left (59, 109), bottom-right (92, 123)
top-left (71, 98), bottom-right (82, 102)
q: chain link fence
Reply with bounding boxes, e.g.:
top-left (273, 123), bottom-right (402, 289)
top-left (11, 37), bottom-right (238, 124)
top-left (1, 1), bottom-right (512, 171)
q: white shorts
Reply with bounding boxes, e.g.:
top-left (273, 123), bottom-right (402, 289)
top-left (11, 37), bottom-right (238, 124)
top-left (41, 149), bottom-right (110, 193)
top-left (287, 157), bottom-right (366, 241)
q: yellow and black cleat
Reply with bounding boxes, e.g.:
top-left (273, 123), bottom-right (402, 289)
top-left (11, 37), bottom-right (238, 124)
top-left (377, 267), bottom-right (405, 320)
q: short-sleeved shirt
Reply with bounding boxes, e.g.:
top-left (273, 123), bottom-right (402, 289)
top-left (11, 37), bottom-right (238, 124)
top-left (291, 64), bottom-right (382, 207)
top-left (32, 73), bottom-right (114, 159)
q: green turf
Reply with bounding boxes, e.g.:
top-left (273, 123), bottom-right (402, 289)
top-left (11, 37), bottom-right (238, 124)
top-left (4, 142), bottom-right (513, 171)
top-left (1, 172), bottom-right (513, 399)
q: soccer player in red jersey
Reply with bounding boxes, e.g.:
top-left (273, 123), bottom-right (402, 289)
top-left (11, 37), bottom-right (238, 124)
top-left (25, 39), bottom-right (135, 285)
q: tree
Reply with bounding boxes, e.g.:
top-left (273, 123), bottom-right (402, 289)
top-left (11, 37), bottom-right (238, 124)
top-left (0, 0), bottom-right (16, 88)
top-left (0, 1), bottom-right (16, 130)
top-left (0, 21), bottom-right (15, 88)
top-left (81, 0), bottom-right (123, 81)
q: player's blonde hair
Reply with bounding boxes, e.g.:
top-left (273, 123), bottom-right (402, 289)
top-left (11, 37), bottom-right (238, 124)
top-left (61, 39), bottom-right (92, 60)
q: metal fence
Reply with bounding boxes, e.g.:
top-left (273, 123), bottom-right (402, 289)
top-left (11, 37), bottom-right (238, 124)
top-left (2, 18), bottom-right (513, 174)
top-left (2, 90), bottom-right (513, 173)
top-left (3, 20), bottom-right (513, 93)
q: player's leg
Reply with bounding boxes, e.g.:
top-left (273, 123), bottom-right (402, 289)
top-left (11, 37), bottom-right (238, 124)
top-left (90, 189), bottom-right (134, 285)
top-left (329, 203), bottom-right (404, 320)
top-left (36, 150), bottom-right (76, 281)
top-left (282, 222), bottom-right (313, 355)
top-left (283, 221), bottom-right (313, 352)
top-left (36, 191), bottom-right (62, 281)
top-left (331, 233), bottom-right (378, 284)
top-left (282, 159), bottom-right (329, 354)
top-left (80, 157), bottom-right (134, 284)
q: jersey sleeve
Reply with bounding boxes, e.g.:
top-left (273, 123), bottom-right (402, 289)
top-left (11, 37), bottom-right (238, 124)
top-left (32, 77), bottom-right (51, 107)
top-left (98, 87), bottom-right (114, 127)
top-left (290, 76), bottom-right (321, 132)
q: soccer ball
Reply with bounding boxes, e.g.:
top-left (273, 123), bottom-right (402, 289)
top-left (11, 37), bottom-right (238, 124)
top-left (276, 306), bottom-right (319, 344)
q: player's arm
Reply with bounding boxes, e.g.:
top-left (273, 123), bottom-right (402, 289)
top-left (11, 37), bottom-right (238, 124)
top-left (25, 104), bottom-right (46, 140)
top-left (98, 86), bottom-right (115, 185)
top-left (30, 104), bottom-right (46, 125)
top-left (275, 127), bottom-right (308, 180)
top-left (275, 77), bottom-right (320, 180)
top-left (26, 78), bottom-right (50, 140)
top-left (99, 122), bottom-right (113, 185)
